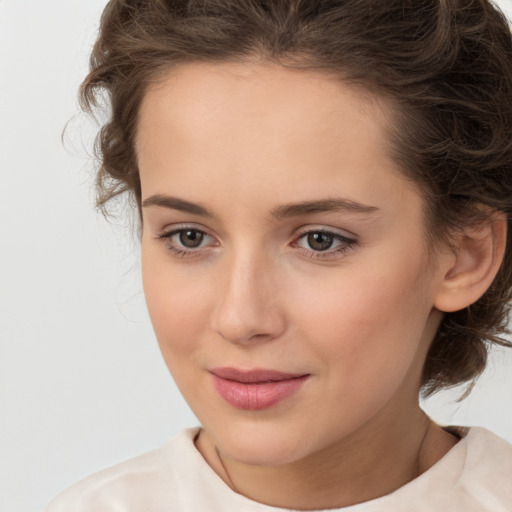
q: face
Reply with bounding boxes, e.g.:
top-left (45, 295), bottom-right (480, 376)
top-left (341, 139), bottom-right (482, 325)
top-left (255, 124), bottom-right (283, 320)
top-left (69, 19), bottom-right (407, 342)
top-left (137, 61), bottom-right (446, 466)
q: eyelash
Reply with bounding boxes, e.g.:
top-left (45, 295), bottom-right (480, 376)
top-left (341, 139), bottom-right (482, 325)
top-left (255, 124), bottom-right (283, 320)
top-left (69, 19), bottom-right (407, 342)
top-left (156, 227), bottom-right (357, 260)
top-left (293, 229), bottom-right (356, 260)
top-left (156, 227), bottom-right (216, 259)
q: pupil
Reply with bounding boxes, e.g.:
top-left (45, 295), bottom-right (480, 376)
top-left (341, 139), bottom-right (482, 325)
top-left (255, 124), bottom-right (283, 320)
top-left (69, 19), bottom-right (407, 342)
top-left (179, 230), bottom-right (203, 248)
top-left (308, 232), bottom-right (333, 251)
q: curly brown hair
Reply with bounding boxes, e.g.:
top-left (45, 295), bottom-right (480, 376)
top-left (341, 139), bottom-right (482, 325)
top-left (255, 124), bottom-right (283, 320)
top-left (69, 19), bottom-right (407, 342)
top-left (80, 0), bottom-right (512, 397)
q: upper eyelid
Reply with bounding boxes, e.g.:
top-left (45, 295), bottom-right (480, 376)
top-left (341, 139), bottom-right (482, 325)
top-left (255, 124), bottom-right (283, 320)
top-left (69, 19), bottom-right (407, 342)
top-left (162, 228), bottom-right (216, 245)
top-left (295, 225), bottom-right (357, 241)
top-left (158, 225), bottom-right (355, 237)
top-left (158, 223), bottom-right (213, 237)
top-left (293, 230), bottom-right (356, 251)
top-left (156, 224), bottom-right (358, 247)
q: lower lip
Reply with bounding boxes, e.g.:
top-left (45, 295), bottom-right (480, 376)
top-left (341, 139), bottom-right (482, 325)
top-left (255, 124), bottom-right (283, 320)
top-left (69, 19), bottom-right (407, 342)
top-left (211, 374), bottom-right (309, 410)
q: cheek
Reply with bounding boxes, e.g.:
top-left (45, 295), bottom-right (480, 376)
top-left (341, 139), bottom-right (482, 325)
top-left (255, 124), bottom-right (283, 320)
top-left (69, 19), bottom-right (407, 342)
top-left (288, 254), bottom-right (433, 390)
top-left (141, 247), bottom-right (213, 360)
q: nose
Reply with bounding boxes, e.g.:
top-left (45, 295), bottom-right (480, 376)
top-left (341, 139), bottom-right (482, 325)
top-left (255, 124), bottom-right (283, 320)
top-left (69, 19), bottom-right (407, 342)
top-left (212, 250), bottom-right (286, 345)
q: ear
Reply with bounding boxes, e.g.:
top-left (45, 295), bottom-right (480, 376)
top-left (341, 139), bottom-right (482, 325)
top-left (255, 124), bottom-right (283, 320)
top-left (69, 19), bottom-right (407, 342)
top-left (433, 211), bottom-right (507, 313)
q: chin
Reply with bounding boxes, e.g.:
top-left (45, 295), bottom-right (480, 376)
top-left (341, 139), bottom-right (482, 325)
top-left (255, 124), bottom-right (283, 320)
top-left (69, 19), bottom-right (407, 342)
top-left (212, 421), bottom-right (312, 467)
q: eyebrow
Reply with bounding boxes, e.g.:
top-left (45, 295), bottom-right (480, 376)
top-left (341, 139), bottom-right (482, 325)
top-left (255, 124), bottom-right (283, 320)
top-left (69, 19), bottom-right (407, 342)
top-left (271, 198), bottom-right (379, 219)
top-left (142, 195), bottom-right (216, 218)
top-left (141, 194), bottom-right (379, 219)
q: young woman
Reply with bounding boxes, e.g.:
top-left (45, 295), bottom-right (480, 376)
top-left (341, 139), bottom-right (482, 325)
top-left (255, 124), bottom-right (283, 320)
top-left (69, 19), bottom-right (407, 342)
top-left (46, 0), bottom-right (512, 510)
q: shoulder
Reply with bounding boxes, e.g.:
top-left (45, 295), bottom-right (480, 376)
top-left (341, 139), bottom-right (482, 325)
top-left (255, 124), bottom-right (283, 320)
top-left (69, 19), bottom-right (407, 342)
top-left (463, 426), bottom-right (512, 472)
top-left (450, 427), bottom-right (512, 510)
top-left (44, 428), bottom-right (201, 512)
top-left (361, 426), bottom-right (512, 512)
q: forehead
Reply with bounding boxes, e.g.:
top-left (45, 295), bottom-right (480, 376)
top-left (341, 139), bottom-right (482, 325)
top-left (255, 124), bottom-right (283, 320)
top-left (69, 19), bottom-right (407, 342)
top-left (143, 60), bottom-right (377, 118)
top-left (135, 60), bottom-right (420, 219)
top-left (136, 60), bottom-right (388, 163)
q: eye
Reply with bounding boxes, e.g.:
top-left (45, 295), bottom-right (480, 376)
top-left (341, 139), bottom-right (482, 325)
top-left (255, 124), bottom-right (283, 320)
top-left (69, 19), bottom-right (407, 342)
top-left (177, 229), bottom-right (205, 248)
top-left (304, 232), bottom-right (336, 251)
top-left (294, 229), bottom-right (356, 259)
top-left (156, 227), bottom-right (216, 257)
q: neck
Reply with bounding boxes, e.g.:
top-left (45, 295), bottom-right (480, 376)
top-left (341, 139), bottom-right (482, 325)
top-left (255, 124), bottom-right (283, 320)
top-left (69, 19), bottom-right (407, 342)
top-left (195, 405), bottom-right (458, 510)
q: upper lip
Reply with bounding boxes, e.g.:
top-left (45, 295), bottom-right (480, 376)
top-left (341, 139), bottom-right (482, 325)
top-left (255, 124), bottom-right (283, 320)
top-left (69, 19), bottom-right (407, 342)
top-left (210, 367), bottom-right (309, 383)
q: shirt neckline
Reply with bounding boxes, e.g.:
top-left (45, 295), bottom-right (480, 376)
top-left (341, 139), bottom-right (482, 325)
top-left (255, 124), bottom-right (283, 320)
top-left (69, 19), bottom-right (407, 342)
top-left (178, 425), bottom-right (476, 511)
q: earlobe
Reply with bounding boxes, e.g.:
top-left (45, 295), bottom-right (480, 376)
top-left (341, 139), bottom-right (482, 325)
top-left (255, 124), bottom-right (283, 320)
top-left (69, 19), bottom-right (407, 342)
top-left (433, 212), bottom-right (507, 313)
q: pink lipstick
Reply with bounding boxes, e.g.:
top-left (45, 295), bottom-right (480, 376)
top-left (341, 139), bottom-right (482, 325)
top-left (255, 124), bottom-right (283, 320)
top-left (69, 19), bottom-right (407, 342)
top-left (210, 367), bottom-right (310, 410)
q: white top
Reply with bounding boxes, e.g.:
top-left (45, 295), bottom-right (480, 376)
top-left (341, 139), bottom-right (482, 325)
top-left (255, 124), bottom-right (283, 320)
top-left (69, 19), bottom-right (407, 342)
top-left (45, 426), bottom-right (512, 511)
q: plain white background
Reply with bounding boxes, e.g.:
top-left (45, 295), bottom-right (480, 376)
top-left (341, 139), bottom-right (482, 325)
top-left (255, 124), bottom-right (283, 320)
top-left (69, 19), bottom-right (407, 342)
top-left (1, 1), bottom-right (512, 510)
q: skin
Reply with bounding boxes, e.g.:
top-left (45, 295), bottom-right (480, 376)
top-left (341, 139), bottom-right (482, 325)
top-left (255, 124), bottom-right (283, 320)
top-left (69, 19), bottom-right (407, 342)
top-left (135, 60), bottom-right (496, 509)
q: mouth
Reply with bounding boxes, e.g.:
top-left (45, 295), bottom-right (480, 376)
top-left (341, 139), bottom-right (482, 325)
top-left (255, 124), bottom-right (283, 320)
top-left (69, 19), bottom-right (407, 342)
top-left (209, 367), bottom-right (310, 410)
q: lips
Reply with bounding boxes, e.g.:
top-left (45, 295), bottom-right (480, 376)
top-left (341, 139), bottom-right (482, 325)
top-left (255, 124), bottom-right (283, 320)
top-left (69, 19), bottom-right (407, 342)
top-left (210, 367), bottom-right (310, 410)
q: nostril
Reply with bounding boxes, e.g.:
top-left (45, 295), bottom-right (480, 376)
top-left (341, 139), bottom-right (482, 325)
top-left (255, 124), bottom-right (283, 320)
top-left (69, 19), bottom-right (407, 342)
top-left (216, 327), bottom-right (269, 344)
